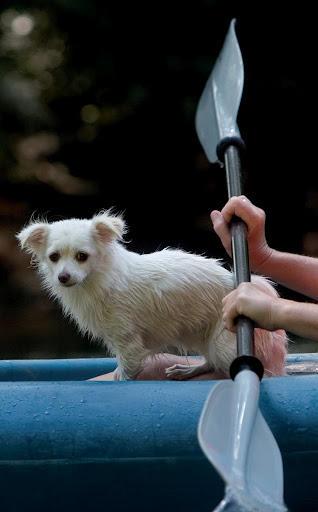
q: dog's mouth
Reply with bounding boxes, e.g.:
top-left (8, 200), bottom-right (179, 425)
top-left (60, 281), bottom-right (77, 288)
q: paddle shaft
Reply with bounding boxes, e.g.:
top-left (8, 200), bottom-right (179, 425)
top-left (223, 145), bottom-right (254, 358)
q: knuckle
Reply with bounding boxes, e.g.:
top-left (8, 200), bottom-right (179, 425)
top-left (256, 208), bottom-right (266, 222)
top-left (237, 284), bottom-right (248, 301)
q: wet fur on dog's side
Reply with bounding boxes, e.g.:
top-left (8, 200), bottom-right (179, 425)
top-left (17, 211), bottom-right (287, 380)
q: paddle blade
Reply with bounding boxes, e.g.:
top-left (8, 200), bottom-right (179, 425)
top-left (198, 373), bottom-right (286, 511)
top-left (195, 19), bottom-right (244, 163)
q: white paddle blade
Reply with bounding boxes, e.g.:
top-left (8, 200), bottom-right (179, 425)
top-left (198, 372), bottom-right (286, 511)
top-left (195, 19), bottom-right (244, 163)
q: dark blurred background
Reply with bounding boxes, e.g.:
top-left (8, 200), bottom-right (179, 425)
top-left (0, 1), bottom-right (314, 358)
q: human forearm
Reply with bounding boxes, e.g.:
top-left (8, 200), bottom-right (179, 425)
top-left (272, 299), bottom-right (318, 341)
top-left (222, 282), bottom-right (318, 342)
top-left (258, 249), bottom-right (318, 300)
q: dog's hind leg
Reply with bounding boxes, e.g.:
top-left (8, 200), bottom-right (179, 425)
top-left (165, 360), bottom-right (212, 380)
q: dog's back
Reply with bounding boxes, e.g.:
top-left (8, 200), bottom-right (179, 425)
top-left (17, 215), bottom-right (287, 378)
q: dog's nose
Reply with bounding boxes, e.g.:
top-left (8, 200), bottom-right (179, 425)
top-left (58, 272), bottom-right (71, 284)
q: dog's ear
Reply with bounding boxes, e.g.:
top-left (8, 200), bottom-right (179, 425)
top-left (16, 222), bottom-right (48, 255)
top-left (92, 211), bottom-right (126, 243)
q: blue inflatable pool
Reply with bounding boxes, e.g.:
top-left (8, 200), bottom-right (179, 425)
top-left (0, 354), bottom-right (317, 512)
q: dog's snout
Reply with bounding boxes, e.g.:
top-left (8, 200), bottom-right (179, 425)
top-left (58, 272), bottom-right (71, 284)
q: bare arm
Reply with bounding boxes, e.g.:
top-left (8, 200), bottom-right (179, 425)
top-left (89, 354), bottom-right (225, 381)
top-left (211, 196), bottom-right (318, 300)
top-left (275, 299), bottom-right (318, 341)
top-left (222, 282), bottom-right (318, 342)
top-left (256, 249), bottom-right (318, 301)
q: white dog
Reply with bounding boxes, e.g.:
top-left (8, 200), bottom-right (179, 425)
top-left (17, 210), bottom-right (287, 380)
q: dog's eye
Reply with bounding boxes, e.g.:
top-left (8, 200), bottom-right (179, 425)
top-left (49, 252), bottom-right (60, 263)
top-left (75, 252), bottom-right (89, 263)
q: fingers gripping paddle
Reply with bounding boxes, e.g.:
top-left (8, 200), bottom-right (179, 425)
top-left (195, 20), bottom-right (286, 511)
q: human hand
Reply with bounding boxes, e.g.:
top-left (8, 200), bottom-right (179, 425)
top-left (222, 281), bottom-right (280, 332)
top-left (211, 196), bottom-right (273, 272)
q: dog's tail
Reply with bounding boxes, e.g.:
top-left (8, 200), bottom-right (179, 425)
top-left (254, 327), bottom-right (288, 377)
top-left (250, 274), bottom-right (288, 376)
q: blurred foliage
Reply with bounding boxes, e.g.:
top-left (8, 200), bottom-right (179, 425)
top-left (0, 6), bottom-right (124, 195)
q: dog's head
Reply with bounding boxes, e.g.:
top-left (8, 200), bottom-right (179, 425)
top-left (17, 211), bottom-right (126, 288)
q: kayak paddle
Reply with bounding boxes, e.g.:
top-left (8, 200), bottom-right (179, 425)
top-left (195, 19), bottom-right (287, 512)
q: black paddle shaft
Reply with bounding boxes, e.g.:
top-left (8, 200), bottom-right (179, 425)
top-left (222, 144), bottom-right (264, 380)
top-left (223, 145), bottom-right (253, 356)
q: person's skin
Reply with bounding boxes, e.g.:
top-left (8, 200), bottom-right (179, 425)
top-left (211, 195), bottom-right (318, 300)
top-left (211, 195), bottom-right (318, 342)
top-left (89, 354), bottom-right (226, 381)
top-left (222, 281), bottom-right (318, 342)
